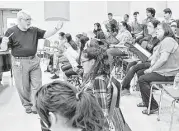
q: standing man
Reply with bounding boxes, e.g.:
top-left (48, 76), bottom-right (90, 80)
top-left (0, 10), bottom-right (63, 114)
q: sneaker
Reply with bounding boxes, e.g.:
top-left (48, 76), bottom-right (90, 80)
top-left (51, 74), bottom-right (59, 79)
top-left (25, 108), bottom-right (32, 114)
top-left (121, 89), bottom-right (131, 96)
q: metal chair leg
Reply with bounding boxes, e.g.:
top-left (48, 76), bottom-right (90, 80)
top-left (157, 88), bottom-right (164, 121)
top-left (148, 85), bottom-right (154, 115)
top-left (169, 100), bottom-right (176, 131)
top-left (120, 60), bottom-right (124, 80)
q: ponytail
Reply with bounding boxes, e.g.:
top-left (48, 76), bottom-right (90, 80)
top-left (72, 90), bottom-right (104, 131)
top-left (35, 81), bottom-right (104, 131)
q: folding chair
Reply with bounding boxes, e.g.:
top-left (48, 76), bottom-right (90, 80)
top-left (147, 81), bottom-right (174, 115)
top-left (108, 75), bottom-right (132, 131)
top-left (157, 84), bottom-right (179, 131)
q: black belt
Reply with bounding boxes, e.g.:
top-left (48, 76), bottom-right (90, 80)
top-left (14, 56), bottom-right (35, 59)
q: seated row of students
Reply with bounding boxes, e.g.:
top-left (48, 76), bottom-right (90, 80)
top-left (122, 19), bottom-right (160, 95)
top-left (122, 22), bottom-right (179, 114)
top-left (36, 40), bottom-right (117, 131)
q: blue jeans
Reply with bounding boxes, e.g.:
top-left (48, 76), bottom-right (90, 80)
top-left (12, 56), bottom-right (42, 110)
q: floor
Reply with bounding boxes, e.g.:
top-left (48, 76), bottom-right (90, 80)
top-left (0, 61), bottom-right (179, 131)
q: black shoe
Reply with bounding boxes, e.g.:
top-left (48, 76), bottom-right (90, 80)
top-left (51, 74), bottom-right (59, 79)
top-left (25, 108), bottom-right (32, 114)
top-left (142, 108), bottom-right (159, 115)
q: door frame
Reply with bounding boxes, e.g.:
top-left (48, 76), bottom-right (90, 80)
top-left (0, 8), bottom-right (21, 35)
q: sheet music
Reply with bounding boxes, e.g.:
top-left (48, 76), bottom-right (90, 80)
top-left (134, 43), bottom-right (151, 58)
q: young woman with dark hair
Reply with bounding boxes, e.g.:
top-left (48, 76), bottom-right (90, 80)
top-left (107, 21), bottom-right (133, 71)
top-left (36, 80), bottom-right (104, 131)
top-left (93, 23), bottom-right (105, 46)
top-left (65, 33), bottom-right (78, 51)
top-left (61, 36), bottom-right (89, 78)
top-left (81, 47), bottom-right (110, 119)
top-left (137, 23), bottom-right (179, 114)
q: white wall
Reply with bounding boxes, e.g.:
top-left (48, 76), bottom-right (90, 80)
top-left (0, 1), bottom-right (107, 41)
top-left (1, 1), bottom-right (179, 40)
top-left (167, 1), bottom-right (179, 20)
top-left (127, 1), bottom-right (167, 23)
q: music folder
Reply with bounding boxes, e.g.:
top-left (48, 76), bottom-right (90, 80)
top-left (125, 42), bottom-right (151, 62)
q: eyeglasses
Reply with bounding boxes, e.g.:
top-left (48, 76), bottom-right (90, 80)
top-left (22, 18), bottom-right (32, 22)
top-left (81, 59), bottom-right (89, 64)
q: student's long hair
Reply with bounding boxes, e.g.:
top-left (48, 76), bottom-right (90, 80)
top-left (78, 36), bottom-right (89, 67)
top-left (158, 22), bottom-right (176, 40)
top-left (93, 23), bottom-right (102, 31)
top-left (35, 80), bottom-right (104, 131)
top-left (65, 33), bottom-right (78, 50)
top-left (82, 47), bottom-right (110, 83)
top-left (121, 21), bottom-right (130, 32)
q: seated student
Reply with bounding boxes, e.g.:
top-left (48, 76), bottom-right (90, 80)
top-left (81, 47), bottom-right (110, 117)
top-left (51, 32), bottom-right (66, 79)
top-left (163, 8), bottom-right (176, 26)
top-left (35, 80), bottom-right (105, 131)
top-left (131, 12), bottom-right (143, 38)
top-left (137, 23), bottom-right (179, 114)
top-left (121, 19), bottom-right (160, 95)
top-left (105, 13), bottom-right (119, 37)
top-left (62, 35), bottom-right (89, 78)
top-left (136, 8), bottom-right (156, 44)
top-left (123, 14), bottom-right (132, 33)
top-left (93, 23), bottom-right (105, 45)
top-left (107, 21), bottom-right (133, 71)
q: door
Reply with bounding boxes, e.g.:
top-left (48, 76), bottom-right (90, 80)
top-left (0, 9), bottom-right (20, 35)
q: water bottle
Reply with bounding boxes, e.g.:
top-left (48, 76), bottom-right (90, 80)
top-left (173, 74), bottom-right (179, 90)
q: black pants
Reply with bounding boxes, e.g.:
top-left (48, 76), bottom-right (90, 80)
top-left (122, 61), bottom-right (151, 90)
top-left (61, 63), bottom-right (77, 77)
top-left (138, 72), bottom-right (174, 110)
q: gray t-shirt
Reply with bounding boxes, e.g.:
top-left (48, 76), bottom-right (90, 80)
top-left (153, 37), bottom-right (179, 76)
top-left (5, 25), bottom-right (46, 57)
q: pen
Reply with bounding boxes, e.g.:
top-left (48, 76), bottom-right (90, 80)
top-left (8, 32), bottom-right (14, 38)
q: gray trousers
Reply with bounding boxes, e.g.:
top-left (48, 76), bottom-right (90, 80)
top-left (12, 56), bottom-right (42, 110)
top-left (0, 72), bottom-right (2, 81)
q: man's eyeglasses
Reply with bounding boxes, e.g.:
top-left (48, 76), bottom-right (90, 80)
top-left (22, 18), bottom-right (32, 22)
